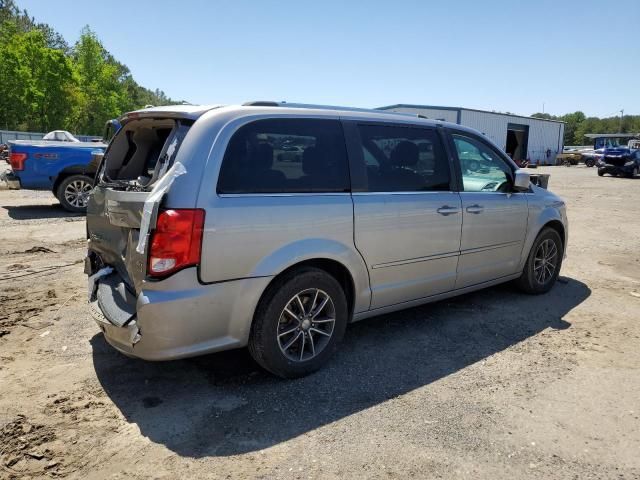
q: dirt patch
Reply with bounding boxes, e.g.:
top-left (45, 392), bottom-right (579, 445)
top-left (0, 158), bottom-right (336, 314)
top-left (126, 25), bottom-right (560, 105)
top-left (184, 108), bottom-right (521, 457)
top-left (0, 415), bottom-right (60, 477)
top-left (20, 246), bottom-right (55, 254)
top-left (5, 264), bottom-right (30, 271)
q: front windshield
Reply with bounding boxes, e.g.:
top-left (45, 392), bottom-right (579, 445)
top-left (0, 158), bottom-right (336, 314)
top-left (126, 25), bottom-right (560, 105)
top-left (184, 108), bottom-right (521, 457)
top-left (594, 138), bottom-right (624, 149)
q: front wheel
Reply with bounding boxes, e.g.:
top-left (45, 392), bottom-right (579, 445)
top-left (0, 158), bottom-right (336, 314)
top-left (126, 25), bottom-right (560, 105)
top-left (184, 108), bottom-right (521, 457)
top-left (516, 228), bottom-right (563, 294)
top-left (57, 174), bottom-right (93, 213)
top-left (248, 267), bottom-right (348, 378)
top-left (597, 169), bottom-right (605, 176)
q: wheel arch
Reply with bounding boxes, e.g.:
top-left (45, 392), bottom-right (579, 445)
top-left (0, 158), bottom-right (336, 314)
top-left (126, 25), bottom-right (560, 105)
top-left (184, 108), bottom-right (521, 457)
top-left (519, 205), bottom-right (567, 272)
top-left (52, 166), bottom-right (95, 195)
top-left (257, 258), bottom-right (358, 321)
top-left (542, 219), bottom-right (565, 250)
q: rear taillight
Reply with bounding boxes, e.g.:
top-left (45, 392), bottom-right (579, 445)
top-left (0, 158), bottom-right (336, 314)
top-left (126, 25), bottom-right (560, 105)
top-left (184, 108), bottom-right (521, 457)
top-left (9, 152), bottom-right (27, 171)
top-left (148, 209), bottom-right (205, 277)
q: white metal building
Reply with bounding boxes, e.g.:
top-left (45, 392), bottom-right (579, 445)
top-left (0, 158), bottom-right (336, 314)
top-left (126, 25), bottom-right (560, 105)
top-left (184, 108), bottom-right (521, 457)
top-left (377, 104), bottom-right (565, 165)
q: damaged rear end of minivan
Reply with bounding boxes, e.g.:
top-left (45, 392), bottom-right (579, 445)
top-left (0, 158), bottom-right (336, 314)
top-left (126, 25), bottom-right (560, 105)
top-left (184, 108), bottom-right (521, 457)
top-left (85, 106), bottom-right (239, 360)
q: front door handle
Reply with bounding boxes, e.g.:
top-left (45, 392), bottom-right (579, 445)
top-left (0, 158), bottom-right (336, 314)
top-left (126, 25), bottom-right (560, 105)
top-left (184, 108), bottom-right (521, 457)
top-left (466, 204), bottom-right (484, 214)
top-left (437, 205), bottom-right (460, 216)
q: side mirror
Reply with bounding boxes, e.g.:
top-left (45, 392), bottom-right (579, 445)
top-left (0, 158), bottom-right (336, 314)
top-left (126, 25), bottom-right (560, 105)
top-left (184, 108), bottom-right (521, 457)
top-left (513, 169), bottom-right (531, 191)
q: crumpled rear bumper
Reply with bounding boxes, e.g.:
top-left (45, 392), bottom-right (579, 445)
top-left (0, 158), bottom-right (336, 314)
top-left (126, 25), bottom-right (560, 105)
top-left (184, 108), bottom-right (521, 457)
top-left (88, 267), bottom-right (272, 361)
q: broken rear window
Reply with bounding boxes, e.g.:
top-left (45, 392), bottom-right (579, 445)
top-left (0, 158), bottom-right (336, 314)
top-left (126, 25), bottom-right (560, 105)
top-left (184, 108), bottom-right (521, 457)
top-left (99, 118), bottom-right (191, 188)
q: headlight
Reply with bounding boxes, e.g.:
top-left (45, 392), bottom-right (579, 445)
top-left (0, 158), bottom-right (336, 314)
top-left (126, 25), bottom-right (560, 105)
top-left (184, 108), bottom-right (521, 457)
top-left (624, 161), bottom-right (635, 167)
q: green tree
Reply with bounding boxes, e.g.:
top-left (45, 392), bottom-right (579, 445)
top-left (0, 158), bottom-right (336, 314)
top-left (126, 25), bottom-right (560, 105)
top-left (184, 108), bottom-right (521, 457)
top-left (0, 24), bottom-right (77, 131)
top-left (1, 2), bottom-right (180, 134)
top-left (559, 111), bottom-right (585, 145)
top-left (72, 27), bottom-right (129, 134)
top-left (0, 20), bottom-right (26, 129)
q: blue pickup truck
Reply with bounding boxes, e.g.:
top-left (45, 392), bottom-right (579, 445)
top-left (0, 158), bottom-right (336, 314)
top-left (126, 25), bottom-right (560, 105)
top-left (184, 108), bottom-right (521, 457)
top-left (1, 121), bottom-right (120, 212)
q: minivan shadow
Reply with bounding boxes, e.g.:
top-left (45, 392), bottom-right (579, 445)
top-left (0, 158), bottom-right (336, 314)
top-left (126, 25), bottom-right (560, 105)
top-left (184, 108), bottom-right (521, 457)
top-left (3, 204), bottom-right (81, 220)
top-left (91, 277), bottom-right (589, 458)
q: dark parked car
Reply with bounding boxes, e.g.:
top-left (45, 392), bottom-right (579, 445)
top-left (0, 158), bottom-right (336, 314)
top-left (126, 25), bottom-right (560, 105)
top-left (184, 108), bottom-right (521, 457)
top-left (597, 148), bottom-right (640, 178)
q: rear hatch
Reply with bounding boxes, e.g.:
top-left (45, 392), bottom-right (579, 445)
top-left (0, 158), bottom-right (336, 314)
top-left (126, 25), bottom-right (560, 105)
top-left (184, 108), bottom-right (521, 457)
top-left (86, 116), bottom-right (193, 294)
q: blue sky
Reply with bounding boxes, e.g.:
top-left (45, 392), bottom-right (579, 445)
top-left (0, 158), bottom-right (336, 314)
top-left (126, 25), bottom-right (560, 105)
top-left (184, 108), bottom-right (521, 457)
top-left (18, 0), bottom-right (640, 117)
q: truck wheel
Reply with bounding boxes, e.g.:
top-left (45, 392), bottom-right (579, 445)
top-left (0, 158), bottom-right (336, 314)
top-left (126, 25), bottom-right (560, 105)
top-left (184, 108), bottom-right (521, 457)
top-left (516, 228), bottom-right (563, 295)
top-left (57, 174), bottom-right (93, 213)
top-left (248, 267), bottom-right (348, 378)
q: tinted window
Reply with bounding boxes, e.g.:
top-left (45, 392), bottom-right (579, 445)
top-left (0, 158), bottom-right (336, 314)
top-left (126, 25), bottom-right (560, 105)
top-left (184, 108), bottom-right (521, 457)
top-left (357, 125), bottom-right (450, 192)
top-left (452, 134), bottom-right (512, 193)
top-left (217, 119), bottom-right (349, 193)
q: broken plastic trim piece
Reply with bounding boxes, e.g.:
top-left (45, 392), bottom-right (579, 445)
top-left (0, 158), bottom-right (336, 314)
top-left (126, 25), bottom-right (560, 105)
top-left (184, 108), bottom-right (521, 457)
top-left (128, 320), bottom-right (142, 345)
top-left (136, 162), bottom-right (187, 254)
top-left (88, 266), bottom-right (113, 301)
top-left (155, 136), bottom-right (179, 181)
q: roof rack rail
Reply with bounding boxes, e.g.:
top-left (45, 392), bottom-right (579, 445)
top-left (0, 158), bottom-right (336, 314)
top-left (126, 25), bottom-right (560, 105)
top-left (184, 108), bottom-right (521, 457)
top-left (242, 101), bottom-right (280, 107)
top-left (240, 101), bottom-right (434, 120)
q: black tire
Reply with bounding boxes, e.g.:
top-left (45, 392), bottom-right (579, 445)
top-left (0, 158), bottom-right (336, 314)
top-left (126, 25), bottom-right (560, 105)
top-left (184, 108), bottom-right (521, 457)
top-left (248, 267), bottom-right (348, 378)
top-left (597, 169), bottom-right (605, 176)
top-left (56, 174), bottom-right (93, 213)
top-left (516, 228), bottom-right (563, 295)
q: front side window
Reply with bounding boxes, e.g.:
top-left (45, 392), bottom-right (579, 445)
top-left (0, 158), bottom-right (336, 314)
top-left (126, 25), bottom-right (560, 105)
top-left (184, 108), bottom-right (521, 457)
top-left (357, 125), bottom-right (450, 192)
top-left (452, 134), bottom-right (512, 193)
top-left (217, 118), bottom-right (349, 193)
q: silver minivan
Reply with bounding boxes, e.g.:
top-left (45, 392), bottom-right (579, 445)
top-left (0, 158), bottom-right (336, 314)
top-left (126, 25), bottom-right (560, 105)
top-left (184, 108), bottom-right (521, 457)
top-left (86, 102), bottom-right (568, 377)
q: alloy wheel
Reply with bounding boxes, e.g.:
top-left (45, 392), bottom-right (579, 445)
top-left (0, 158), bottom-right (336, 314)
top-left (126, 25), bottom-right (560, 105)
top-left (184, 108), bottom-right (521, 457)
top-left (277, 288), bottom-right (336, 362)
top-left (64, 179), bottom-right (92, 208)
top-left (533, 239), bottom-right (558, 285)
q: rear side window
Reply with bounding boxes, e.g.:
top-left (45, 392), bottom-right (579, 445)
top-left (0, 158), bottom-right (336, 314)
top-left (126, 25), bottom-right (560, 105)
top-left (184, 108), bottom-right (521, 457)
top-left (356, 125), bottom-right (451, 192)
top-left (217, 118), bottom-right (349, 193)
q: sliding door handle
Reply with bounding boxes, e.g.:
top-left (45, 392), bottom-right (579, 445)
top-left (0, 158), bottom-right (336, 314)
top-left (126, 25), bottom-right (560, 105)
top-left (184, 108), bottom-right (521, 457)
top-left (466, 204), bottom-right (484, 214)
top-left (437, 205), bottom-right (460, 216)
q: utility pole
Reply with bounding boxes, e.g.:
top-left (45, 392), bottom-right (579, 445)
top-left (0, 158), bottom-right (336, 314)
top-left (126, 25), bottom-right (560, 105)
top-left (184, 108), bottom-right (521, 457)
top-left (619, 109), bottom-right (624, 133)
top-left (542, 102), bottom-right (545, 114)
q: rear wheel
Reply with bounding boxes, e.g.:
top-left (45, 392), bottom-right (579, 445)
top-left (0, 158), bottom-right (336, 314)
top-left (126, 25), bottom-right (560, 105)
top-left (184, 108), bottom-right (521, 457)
top-left (516, 228), bottom-right (563, 294)
top-left (248, 267), bottom-right (348, 378)
top-left (57, 174), bottom-right (93, 213)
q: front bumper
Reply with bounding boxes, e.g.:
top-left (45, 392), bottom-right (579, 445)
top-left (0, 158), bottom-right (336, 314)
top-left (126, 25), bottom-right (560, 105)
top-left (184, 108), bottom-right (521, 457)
top-left (0, 171), bottom-right (21, 189)
top-left (598, 163), bottom-right (634, 175)
top-left (89, 267), bottom-right (272, 360)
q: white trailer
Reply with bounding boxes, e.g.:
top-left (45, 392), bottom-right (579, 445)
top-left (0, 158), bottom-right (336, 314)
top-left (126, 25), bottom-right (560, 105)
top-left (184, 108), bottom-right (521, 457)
top-left (378, 104), bottom-right (565, 165)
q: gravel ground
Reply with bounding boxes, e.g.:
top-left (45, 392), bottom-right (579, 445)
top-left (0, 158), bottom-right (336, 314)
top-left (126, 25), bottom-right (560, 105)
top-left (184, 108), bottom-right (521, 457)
top-left (0, 165), bottom-right (639, 479)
